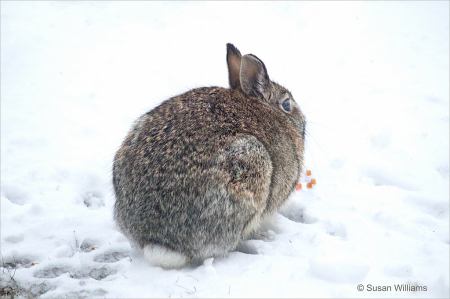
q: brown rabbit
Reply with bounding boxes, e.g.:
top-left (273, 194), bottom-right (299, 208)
top-left (113, 44), bottom-right (306, 268)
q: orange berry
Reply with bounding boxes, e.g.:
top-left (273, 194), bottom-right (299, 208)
top-left (311, 178), bottom-right (316, 184)
top-left (306, 170), bottom-right (311, 176)
top-left (307, 182), bottom-right (312, 188)
top-left (295, 183), bottom-right (302, 190)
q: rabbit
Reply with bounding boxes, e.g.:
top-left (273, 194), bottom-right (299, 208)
top-left (113, 43), bottom-right (306, 269)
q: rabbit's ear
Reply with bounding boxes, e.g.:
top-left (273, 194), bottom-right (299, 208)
top-left (240, 54), bottom-right (271, 101)
top-left (227, 43), bottom-right (242, 90)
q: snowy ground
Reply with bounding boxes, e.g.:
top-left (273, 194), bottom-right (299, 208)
top-left (1, 1), bottom-right (449, 298)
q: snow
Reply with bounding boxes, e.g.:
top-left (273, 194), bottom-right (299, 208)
top-left (1, 1), bottom-right (449, 298)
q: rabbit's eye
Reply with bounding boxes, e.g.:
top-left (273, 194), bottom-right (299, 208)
top-left (282, 99), bottom-right (291, 112)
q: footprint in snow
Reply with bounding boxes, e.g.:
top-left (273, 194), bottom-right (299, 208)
top-left (78, 229), bottom-right (132, 280)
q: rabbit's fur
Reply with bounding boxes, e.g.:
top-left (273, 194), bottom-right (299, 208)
top-left (113, 44), bottom-right (306, 268)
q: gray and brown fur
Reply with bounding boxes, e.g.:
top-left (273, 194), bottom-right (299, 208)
top-left (113, 43), bottom-right (306, 265)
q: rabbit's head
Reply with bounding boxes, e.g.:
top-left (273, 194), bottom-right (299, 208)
top-left (227, 43), bottom-right (306, 141)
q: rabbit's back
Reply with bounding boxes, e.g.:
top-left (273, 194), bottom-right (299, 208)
top-left (113, 87), bottom-right (278, 260)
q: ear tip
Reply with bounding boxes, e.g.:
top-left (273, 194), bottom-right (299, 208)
top-left (243, 54), bottom-right (261, 63)
top-left (241, 54), bottom-right (270, 81)
top-left (242, 54), bottom-right (266, 68)
top-left (227, 43), bottom-right (241, 56)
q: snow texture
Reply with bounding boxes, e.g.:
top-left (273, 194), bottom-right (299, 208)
top-left (1, 1), bottom-right (449, 298)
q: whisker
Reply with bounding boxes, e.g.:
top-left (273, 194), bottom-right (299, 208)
top-left (307, 121), bottom-right (332, 129)
top-left (305, 130), bottom-right (337, 170)
top-left (302, 109), bottom-right (325, 116)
